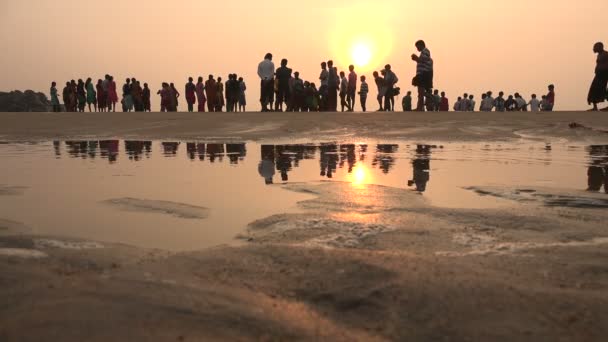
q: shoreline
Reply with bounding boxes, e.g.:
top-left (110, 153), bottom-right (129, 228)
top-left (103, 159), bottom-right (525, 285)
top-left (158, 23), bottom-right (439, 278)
top-left (1, 111), bottom-right (608, 143)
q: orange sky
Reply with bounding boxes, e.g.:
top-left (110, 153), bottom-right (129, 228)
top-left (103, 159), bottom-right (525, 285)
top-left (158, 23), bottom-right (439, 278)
top-left (0, 0), bottom-right (606, 111)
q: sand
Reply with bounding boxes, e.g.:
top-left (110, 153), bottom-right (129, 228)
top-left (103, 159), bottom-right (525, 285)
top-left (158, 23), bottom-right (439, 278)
top-left (1, 112), bottom-right (608, 341)
top-left (0, 111), bottom-right (607, 143)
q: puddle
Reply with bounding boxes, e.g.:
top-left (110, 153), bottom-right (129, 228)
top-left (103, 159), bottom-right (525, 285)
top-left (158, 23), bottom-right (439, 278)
top-left (0, 140), bottom-right (606, 251)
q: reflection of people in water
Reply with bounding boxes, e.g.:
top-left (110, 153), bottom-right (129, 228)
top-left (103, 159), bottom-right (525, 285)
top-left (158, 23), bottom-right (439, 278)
top-left (186, 142), bottom-right (196, 160)
top-left (587, 145), bottom-right (607, 192)
top-left (206, 144), bottom-right (225, 163)
top-left (161, 142), bottom-right (180, 156)
top-left (125, 141), bottom-right (150, 161)
top-left (226, 143), bottom-right (247, 165)
top-left (259, 145), bottom-right (276, 184)
top-left (319, 143), bottom-right (338, 178)
top-left (53, 141), bottom-right (61, 157)
top-left (372, 144), bottom-right (398, 174)
top-left (408, 144), bottom-right (431, 192)
top-left (275, 145), bottom-right (293, 182)
top-left (99, 140), bottom-right (119, 163)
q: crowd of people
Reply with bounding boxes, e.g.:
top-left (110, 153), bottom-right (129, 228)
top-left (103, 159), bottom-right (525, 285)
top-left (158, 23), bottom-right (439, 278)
top-left (49, 41), bottom-right (607, 113)
top-left (399, 85), bottom-right (557, 113)
top-left (50, 74), bottom-right (248, 113)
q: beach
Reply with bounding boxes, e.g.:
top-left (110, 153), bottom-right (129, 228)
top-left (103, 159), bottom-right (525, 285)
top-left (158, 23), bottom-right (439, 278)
top-left (1, 111), bottom-right (608, 341)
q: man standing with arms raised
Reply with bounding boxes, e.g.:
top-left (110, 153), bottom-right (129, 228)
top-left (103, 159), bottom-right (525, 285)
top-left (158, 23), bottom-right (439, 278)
top-left (411, 40), bottom-right (433, 111)
top-left (257, 53), bottom-right (275, 112)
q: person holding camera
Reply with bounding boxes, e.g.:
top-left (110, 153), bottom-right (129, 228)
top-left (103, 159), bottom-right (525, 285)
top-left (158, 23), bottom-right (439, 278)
top-left (411, 40), bottom-right (433, 111)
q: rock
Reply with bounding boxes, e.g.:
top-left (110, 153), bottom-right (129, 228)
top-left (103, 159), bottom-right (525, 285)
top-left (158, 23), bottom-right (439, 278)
top-left (0, 90), bottom-right (51, 112)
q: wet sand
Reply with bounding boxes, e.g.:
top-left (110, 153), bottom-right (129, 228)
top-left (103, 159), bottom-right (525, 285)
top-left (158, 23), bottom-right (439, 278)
top-left (1, 112), bottom-right (608, 341)
top-left (1, 111), bottom-right (607, 143)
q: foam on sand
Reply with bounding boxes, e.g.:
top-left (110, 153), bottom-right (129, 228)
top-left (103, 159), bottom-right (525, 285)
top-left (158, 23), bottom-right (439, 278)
top-left (103, 197), bottom-right (210, 219)
top-left (35, 239), bottom-right (104, 250)
top-left (0, 248), bottom-right (47, 258)
top-left (0, 185), bottom-right (27, 196)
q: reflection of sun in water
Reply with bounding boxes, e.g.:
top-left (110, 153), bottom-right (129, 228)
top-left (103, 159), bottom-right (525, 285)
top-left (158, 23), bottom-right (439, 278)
top-left (352, 165), bottom-right (370, 185)
top-left (352, 43), bottom-right (372, 68)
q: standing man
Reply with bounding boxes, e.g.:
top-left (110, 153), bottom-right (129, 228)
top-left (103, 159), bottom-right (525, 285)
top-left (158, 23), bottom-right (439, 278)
top-left (359, 75), bottom-right (369, 112)
top-left (275, 59), bottom-right (292, 112)
top-left (411, 40), bottom-right (433, 111)
top-left (327, 60), bottom-right (338, 112)
top-left (122, 78), bottom-right (132, 112)
top-left (319, 62), bottom-right (329, 111)
top-left (347, 65), bottom-right (357, 111)
top-left (257, 53), bottom-right (275, 112)
top-left (383, 64), bottom-right (398, 111)
top-left (185, 77), bottom-right (196, 112)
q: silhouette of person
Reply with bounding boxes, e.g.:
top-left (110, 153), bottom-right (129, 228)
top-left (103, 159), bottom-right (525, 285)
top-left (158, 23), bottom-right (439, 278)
top-left (327, 60), bottom-right (339, 112)
top-left (359, 75), bottom-right (369, 112)
top-left (259, 145), bottom-right (276, 184)
top-left (108, 76), bottom-right (119, 112)
top-left (339, 71), bottom-right (349, 112)
top-left (96, 79), bottom-right (106, 112)
top-left (545, 84), bottom-right (555, 111)
top-left (142, 83), bottom-right (151, 112)
top-left (195, 76), bottom-right (206, 112)
top-left (588, 42), bottom-right (608, 111)
top-left (76, 79), bottom-right (86, 112)
top-left (122, 78), bottom-right (132, 112)
top-left (185, 77), bottom-right (196, 112)
top-left (374, 71), bottom-right (385, 111)
top-left (347, 65), bottom-right (357, 112)
top-left (275, 59), bottom-right (292, 112)
top-left (170, 83), bottom-right (180, 112)
top-left (85, 78), bottom-right (96, 112)
top-left (318, 62), bottom-right (329, 111)
top-left (205, 75), bottom-right (217, 112)
top-left (319, 143), bottom-right (338, 178)
top-left (50, 82), bottom-right (60, 112)
top-left (258, 53), bottom-right (275, 112)
top-left (238, 77), bottom-right (247, 112)
top-left (408, 145), bottom-right (431, 192)
top-left (411, 40), bottom-right (434, 111)
top-left (53, 141), bottom-right (61, 157)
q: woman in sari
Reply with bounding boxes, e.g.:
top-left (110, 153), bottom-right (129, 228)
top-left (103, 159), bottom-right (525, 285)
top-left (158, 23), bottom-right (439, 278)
top-left (85, 78), bottom-right (97, 112)
top-left (108, 76), bottom-right (119, 112)
top-left (588, 42), bottom-right (608, 111)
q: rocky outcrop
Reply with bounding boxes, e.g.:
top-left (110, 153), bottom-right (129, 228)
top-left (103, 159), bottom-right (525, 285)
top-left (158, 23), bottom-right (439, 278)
top-left (0, 90), bottom-right (51, 112)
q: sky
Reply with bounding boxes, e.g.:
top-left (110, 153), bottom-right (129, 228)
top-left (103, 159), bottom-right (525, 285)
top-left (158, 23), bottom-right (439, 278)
top-left (0, 0), bottom-right (606, 111)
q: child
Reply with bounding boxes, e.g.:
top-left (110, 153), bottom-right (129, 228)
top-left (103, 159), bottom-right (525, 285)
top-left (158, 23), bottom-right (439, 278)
top-left (359, 75), bottom-right (369, 112)
top-left (439, 91), bottom-right (449, 111)
top-left (540, 95), bottom-right (548, 111)
top-left (528, 94), bottom-right (540, 112)
top-left (402, 91), bottom-right (412, 111)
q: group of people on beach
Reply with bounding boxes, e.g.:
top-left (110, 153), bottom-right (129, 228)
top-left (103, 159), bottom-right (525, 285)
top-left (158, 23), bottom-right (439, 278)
top-left (50, 75), bottom-right (151, 113)
top-left (256, 54), bottom-right (401, 113)
top-left (400, 85), bottom-right (557, 113)
top-left (50, 41), bottom-right (607, 113)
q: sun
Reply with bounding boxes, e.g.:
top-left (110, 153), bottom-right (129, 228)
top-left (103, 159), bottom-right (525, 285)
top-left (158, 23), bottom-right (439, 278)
top-left (352, 43), bottom-right (372, 67)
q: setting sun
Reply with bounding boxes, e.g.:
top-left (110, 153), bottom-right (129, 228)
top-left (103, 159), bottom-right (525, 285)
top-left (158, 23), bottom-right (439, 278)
top-left (352, 43), bottom-right (372, 67)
